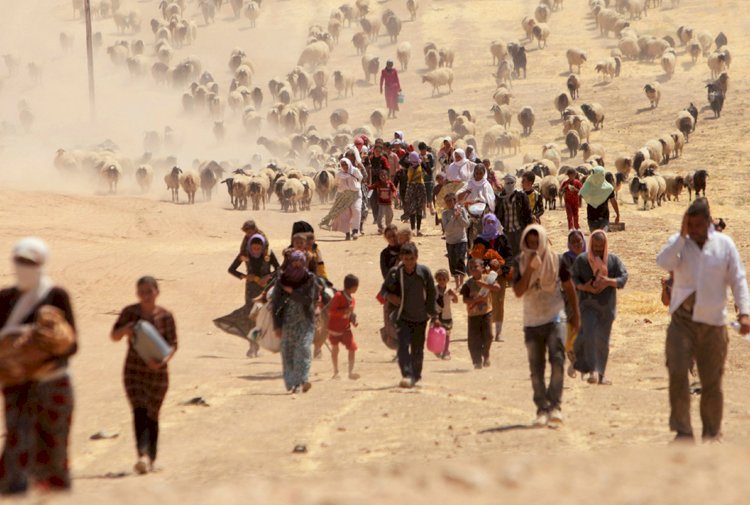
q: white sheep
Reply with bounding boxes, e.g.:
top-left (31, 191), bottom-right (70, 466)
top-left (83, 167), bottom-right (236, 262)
top-left (670, 131), bottom-right (685, 158)
top-left (658, 134), bottom-right (675, 164)
top-left (521, 17), bottom-right (536, 40)
top-left (231, 175), bottom-right (251, 210)
top-left (438, 47), bottom-right (455, 68)
top-left (540, 175), bottom-right (560, 209)
top-left (281, 178), bottom-right (306, 212)
top-left (638, 176), bottom-right (659, 209)
top-left (397, 42), bottom-right (411, 71)
top-left (532, 23), bottom-right (551, 49)
top-left (490, 40), bottom-right (508, 65)
top-left (361, 54), bottom-right (380, 83)
top-left (644, 83), bottom-right (661, 108)
top-left (661, 50), bottom-right (676, 77)
top-left (594, 58), bottom-right (617, 80)
top-left (580, 142), bottom-right (605, 162)
top-left (248, 175), bottom-right (269, 210)
top-left (490, 104), bottom-right (512, 129)
top-left (644, 139), bottom-right (663, 165)
top-left (332, 70), bottom-right (355, 98)
top-left (54, 148), bottom-right (78, 173)
top-left (566, 48), bottom-right (587, 74)
top-left (696, 30), bottom-right (713, 56)
top-left (422, 68), bottom-right (453, 96)
top-left (542, 143), bottom-right (561, 169)
top-left (297, 41), bottom-right (330, 68)
top-left (618, 37), bottom-right (640, 60)
top-left (707, 51), bottom-right (727, 79)
top-left (245, 1), bottom-right (261, 28)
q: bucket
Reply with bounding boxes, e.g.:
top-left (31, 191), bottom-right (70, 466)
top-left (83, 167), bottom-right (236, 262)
top-left (397, 92), bottom-right (405, 104)
top-left (133, 320), bottom-right (174, 362)
top-left (426, 325), bottom-right (446, 354)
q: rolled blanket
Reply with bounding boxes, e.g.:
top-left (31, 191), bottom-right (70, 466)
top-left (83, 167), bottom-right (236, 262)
top-left (435, 181), bottom-right (465, 212)
top-left (319, 190), bottom-right (358, 230)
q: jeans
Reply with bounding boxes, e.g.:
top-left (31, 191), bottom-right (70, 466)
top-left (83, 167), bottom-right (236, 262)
top-left (524, 322), bottom-right (565, 414)
top-left (468, 313), bottom-right (493, 366)
top-left (397, 320), bottom-right (427, 382)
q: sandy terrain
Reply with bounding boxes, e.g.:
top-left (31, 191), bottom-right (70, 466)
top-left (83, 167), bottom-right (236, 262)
top-left (1, 0), bottom-right (750, 502)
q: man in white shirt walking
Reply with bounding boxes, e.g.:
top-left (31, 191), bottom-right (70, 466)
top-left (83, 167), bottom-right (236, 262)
top-left (656, 199), bottom-right (750, 442)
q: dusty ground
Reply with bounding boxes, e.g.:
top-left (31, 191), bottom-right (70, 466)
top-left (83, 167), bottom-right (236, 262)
top-left (1, 0), bottom-right (750, 503)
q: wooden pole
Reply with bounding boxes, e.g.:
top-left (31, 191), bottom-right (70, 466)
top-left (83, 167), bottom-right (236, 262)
top-left (83, 0), bottom-right (96, 120)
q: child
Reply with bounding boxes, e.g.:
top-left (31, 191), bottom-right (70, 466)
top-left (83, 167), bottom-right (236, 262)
top-left (393, 164), bottom-right (409, 213)
top-left (521, 172), bottom-right (545, 224)
top-left (328, 274), bottom-right (360, 380)
top-left (435, 269), bottom-right (458, 360)
top-left (441, 192), bottom-right (471, 289)
top-left (461, 259), bottom-right (500, 369)
top-left (488, 259), bottom-right (510, 342)
top-left (433, 173), bottom-right (446, 227)
top-left (396, 227), bottom-right (413, 246)
top-left (369, 169), bottom-right (399, 233)
top-left (560, 168), bottom-right (582, 230)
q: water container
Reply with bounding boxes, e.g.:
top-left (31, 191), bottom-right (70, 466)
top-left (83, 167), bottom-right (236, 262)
top-left (133, 320), bottom-right (174, 363)
top-left (426, 325), bottom-right (447, 354)
top-left (397, 92), bottom-right (405, 104)
top-left (478, 271), bottom-right (498, 298)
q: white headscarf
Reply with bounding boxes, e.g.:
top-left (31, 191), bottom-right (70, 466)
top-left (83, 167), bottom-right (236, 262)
top-left (336, 157), bottom-right (362, 191)
top-left (460, 165), bottom-right (496, 212)
top-left (1, 238), bottom-right (54, 338)
top-left (519, 225), bottom-right (559, 293)
top-left (446, 149), bottom-right (472, 182)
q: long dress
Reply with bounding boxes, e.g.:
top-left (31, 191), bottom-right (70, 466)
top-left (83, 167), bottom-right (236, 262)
top-left (380, 68), bottom-right (401, 112)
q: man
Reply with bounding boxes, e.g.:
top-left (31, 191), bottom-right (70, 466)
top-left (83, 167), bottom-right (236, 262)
top-left (656, 198), bottom-right (750, 442)
top-left (495, 175), bottom-right (533, 256)
top-left (382, 243), bottom-right (438, 389)
top-left (512, 225), bottom-right (580, 427)
top-left (521, 172), bottom-right (544, 224)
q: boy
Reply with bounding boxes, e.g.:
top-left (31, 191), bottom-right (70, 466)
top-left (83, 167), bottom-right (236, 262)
top-left (560, 168), bottom-right (582, 230)
top-left (369, 170), bottom-right (398, 233)
top-left (434, 269), bottom-right (458, 360)
top-left (461, 259), bottom-right (501, 369)
top-left (328, 274), bottom-right (360, 380)
top-left (393, 164), bottom-right (409, 213)
top-left (521, 171), bottom-right (544, 224)
top-left (441, 192), bottom-right (471, 289)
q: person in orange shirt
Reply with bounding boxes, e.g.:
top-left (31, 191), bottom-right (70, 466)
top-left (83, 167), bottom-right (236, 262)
top-left (328, 275), bottom-right (360, 380)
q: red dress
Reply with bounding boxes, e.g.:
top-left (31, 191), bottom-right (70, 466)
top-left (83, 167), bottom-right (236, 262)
top-left (380, 68), bottom-right (401, 112)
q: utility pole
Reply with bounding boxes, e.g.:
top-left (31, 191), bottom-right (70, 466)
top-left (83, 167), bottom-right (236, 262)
top-left (83, 0), bottom-right (96, 120)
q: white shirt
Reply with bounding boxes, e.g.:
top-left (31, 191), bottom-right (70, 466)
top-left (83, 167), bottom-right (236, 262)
top-left (457, 179), bottom-right (497, 212)
top-left (336, 167), bottom-right (362, 192)
top-left (445, 160), bottom-right (474, 183)
top-left (656, 230), bottom-right (750, 327)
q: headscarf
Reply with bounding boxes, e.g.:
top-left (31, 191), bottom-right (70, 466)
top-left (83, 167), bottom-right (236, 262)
top-left (588, 229), bottom-right (609, 277)
top-left (408, 151), bottom-right (421, 166)
top-left (564, 229), bottom-right (585, 263)
top-left (461, 164), bottom-right (496, 212)
top-left (519, 225), bottom-right (559, 293)
top-left (345, 145), bottom-right (362, 165)
top-left (247, 234), bottom-right (266, 259)
top-left (478, 214), bottom-right (503, 242)
top-left (466, 146), bottom-right (477, 162)
top-left (446, 149), bottom-right (471, 182)
top-left (1, 238), bottom-right (53, 337)
top-left (394, 131), bottom-right (404, 142)
top-left (579, 166), bottom-right (614, 208)
top-left (281, 250), bottom-right (309, 287)
top-left (503, 174), bottom-right (517, 195)
top-left (339, 157), bottom-right (354, 173)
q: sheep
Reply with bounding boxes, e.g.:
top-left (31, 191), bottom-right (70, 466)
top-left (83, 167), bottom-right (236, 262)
top-left (517, 106), bottom-right (535, 136)
top-left (532, 23), bottom-right (550, 49)
top-left (597, 9), bottom-right (626, 37)
top-left (405, 0), bottom-right (418, 20)
top-left (360, 15), bottom-right (381, 41)
top-left (638, 176), bottom-right (660, 209)
top-left (494, 59), bottom-right (513, 88)
top-left (313, 169), bottom-right (336, 203)
top-left (230, 175), bottom-right (250, 209)
top-left (595, 58), bottom-right (617, 80)
top-left (713, 72), bottom-right (729, 96)
top-left (493, 86), bottom-right (512, 106)
top-left (658, 134), bottom-right (675, 164)
top-left (297, 41), bottom-right (330, 68)
top-left (299, 176), bottom-right (317, 211)
top-left (330, 108), bottom-right (349, 129)
top-left (618, 37), bottom-right (640, 60)
top-left (361, 54), bottom-right (380, 83)
top-left (370, 109), bottom-right (387, 135)
top-left (627, 0), bottom-right (647, 19)
top-left (281, 178), bottom-right (305, 212)
top-left (685, 169), bottom-right (708, 200)
top-left (670, 131), bottom-right (685, 158)
top-left (384, 14), bottom-right (402, 43)
top-left (696, 30), bottom-right (713, 56)
top-left (715, 32), bottom-right (728, 48)
top-left (199, 161), bottom-right (222, 200)
top-left (540, 175), bottom-right (560, 210)
top-left (352, 31), bottom-right (369, 55)
top-left (332, 70), bottom-right (355, 98)
top-left (563, 115), bottom-right (591, 143)
top-left (248, 175), bottom-right (269, 210)
top-left (566, 49), bottom-right (586, 74)
top-left (632, 148), bottom-right (649, 174)
top-left (677, 25), bottom-right (693, 45)
top-left (491, 104), bottom-right (512, 129)
top-left (542, 143), bottom-right (562, 169)
top-left (565, 130), bottom-right (580, 158)
top-left (164, 166), bottom-right (182, 202)
top-left (535, 4), bottom-right (551, 23)
top-left (580, 142), bottom-right (605, 163)
top-left (257, 136), bottom-right (292, 158)
top-left (54, 149), bottom-right (79, 173)
top-left (566, 74), bottom-right (580, 100)
top-left (675, 110), bottom-right (695, 142)
top-left (662, 174), bottom-right (685, 201)
top-left (177, 170), bottom-right (199, 204)
top-left (644, 83), bottom-right (661, 108)
top-left (688, 41), bottom-right (702, 63)
top-left (643, 39), bottom-right (670, 62)
top-left (709, 90), bottom-right (724, 118)
top-left (580, 102), bottom-right (605, 130)
top-left (397, 42), bottom-right (411, 71)
top-left (614, 156), bottom-right (632, 179)
top-left (643, 139), bottom-right (663, 167)
top-left (509, 44), bottom-right (527, 79)
top-left (422, 68), bottom-right (453, 96)
top-left (245, 1), bottom-right (260, 27)
top-left (660, 50), bottom-right (676, 77)
top-left (707, 51), bottom-right (727, 79)
top-left (497, 130), bottom-right (521, 155)
top-left (424, 48), bottom-right (439, 70)
top-left (438, 48), bottom-right (455, 68)
top-left (451, 116), bottom-right (476, 138)
top-left (490, 40), bottom-right (508, 65)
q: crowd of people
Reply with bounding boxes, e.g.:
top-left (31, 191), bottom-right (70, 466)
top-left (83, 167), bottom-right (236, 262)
top-left (2, 139), bottom-right (749, 495)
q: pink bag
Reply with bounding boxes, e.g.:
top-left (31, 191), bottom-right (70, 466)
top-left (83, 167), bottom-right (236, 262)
top-left (426, 325), bottom-right (446, 354)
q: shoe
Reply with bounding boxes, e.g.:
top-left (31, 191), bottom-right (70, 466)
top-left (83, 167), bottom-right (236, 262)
top-left (345, 233), bottom-right (351, 241)
top-left (302, 382), bottom-right (312, 393)
top-left (399, 377), bottom-right (414, 389)
top-left (549, 408), bottom-right (563, 424)
top-left (533, 412), bottom-right (550, 427)
top-left (587, 372), bottom-right (599, 384)
top-left (494, 335), bottom-right (504, 342)
top-left (671, 433), bottom-right (695, 444)
top-left (473, 363), bottom-right (482, 370)
top-left (134, 458), bottom-right (149, 475)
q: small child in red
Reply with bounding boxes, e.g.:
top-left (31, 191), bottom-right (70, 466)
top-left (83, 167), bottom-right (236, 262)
top-left (560, 168), bottom-right (583, 230)
top-left (328, 274), bottom-right (360, 379)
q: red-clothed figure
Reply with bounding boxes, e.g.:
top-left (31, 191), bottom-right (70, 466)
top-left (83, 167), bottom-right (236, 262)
top-left (379, 60), bottom-right (401, 119)
top-left (560, 170), bottom-right (583, 230)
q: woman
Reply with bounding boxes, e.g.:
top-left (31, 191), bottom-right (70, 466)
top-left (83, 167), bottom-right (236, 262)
top-left (272, 250), bottom-right (320, 393)
top-left (319, 158), bottom-right (363, 240)
top-left (458, 164), bottom-right (497, 213)
top-left (214, 234), bottom-right (279, 357)
top-left (437, 149), bottom-right (474, 213)
top-left (111, 276), bottom-right (177, 475)
top-left (437, 137), bottom-right (454, 170)
top-left (0, 238), bottom-right (76, 495)
top-left (472, 215), bottom-right (512, 342)
top-left (579, 166), bottom-right (620, 232)
top-left (562, 230), bottom-right (585, 377)
top-left (404, 151), bottom-right (427, 236)
top-left (572, 230), bottom-right (628, 385)
top-left (380, 60), bottom-right (401, 119)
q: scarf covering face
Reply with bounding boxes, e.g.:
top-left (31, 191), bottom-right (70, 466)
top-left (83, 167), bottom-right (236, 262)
top-left (281, 250), bottom-right (309, 286)
top-left (519, 225), bottom-right (559, 293)
top-left (503, 175), bottom-right (517, 195)
top-left (1, 238), bottom-right (53, 338)
top-left (463, 165), bottom-right (497, 211)
top-left (453, 148), bottom-right (466, 165)
top-left (579, 166), bottom-right (614, 208)
top-left (247, 234), bottom-right (266, 259)
top-left (588, 229), bottom-right (609, 277)
top-left (478, 214), bottom-right (503, 242)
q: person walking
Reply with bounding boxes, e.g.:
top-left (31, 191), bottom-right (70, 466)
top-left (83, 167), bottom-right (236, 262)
top-left (656, 198), bottom-right (750, 442)
top-left (404, 151), bottom-right (427, 236)
top-left (496, 175), bottom-right (534, 256)
top-left (328, 274), bottom-right (360, 380)
top-left (561, 230), bottom-right (585, 377)
top-left (319, 158), bottom-right (363, 240)
top-left (418, 142), bottom-right (436, 217)
top-left (571, 230), bottom-right (628, 385)
top-left (461, 259), bottom-right (500, 369)
top-left (512, 225), bottom-right (579, 427)
top-left (272, 250), bottom-right (321, 393)
top-left (369, 169), bottom-right (398, 233)
top-left (579, 166), bottom-right (620, 232)
top-left (111, 276), bottom-right (177, 475)
top-left (560, 168), bottom-right (582, 230)
top-left (0, 238), bottom-right (77, 495)
top-left (521, 172), bottom-right (544, 224)
top-left (442, 192), bottom-right (471, 289)
top-left (473, 214), bottom-right (513, 341)
top-left (381, 243), bottom-right (438, 388)
top-left (379, 60), bottom-right (401, 119)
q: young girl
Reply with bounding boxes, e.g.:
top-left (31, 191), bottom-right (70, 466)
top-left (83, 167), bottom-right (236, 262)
top-left (434, 269), bottom-right (458, 360)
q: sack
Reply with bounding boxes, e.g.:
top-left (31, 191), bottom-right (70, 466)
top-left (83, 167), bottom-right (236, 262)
top-left (250, 298), bottom-right (280, 353)
top-left (0, 305), bottom-right (75, 386)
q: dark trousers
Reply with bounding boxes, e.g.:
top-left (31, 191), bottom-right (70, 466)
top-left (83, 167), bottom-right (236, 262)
top-left (524, 322), bottom-right (565, 415)
top-left (410, 214), bottom-right (422, 231)
top-left (446, 242), bottom-right (467, 277)
top-left (507, 229), bottom-right (524, 257)
top-left (468, 313), bottom-right (492, 366)
top-left (0, 376), bottom-right (73, 495)
top-left (397, 320), bottom-right (427, 382)
top-left (666, 304), bottom-right (728, 440)
top-left (370, 191), bottom-right (380, 224)
top-left (587, 217), bottom-right (609, 233)
top-left (133, 407), bottom-right (160, 462)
